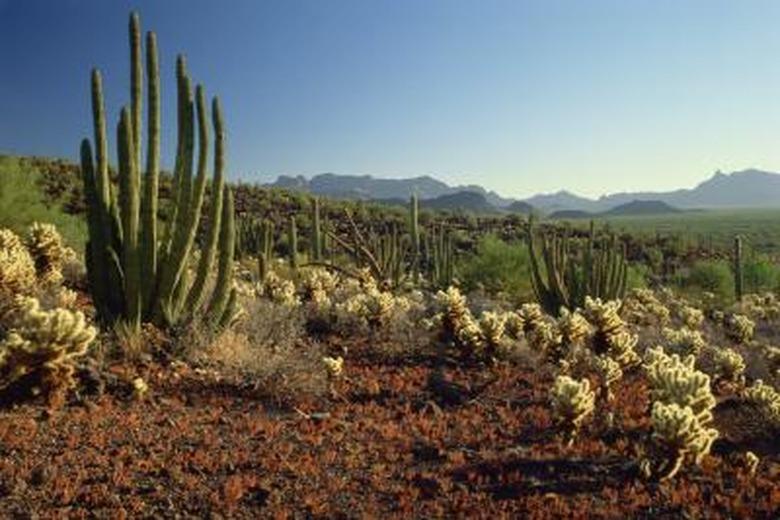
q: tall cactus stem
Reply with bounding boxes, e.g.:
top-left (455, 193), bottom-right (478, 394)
top-left (140, 30), bottom-right (160, 312)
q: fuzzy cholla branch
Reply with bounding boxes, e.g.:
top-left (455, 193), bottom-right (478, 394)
top-left (0, 228), bottom-right (37, 302)
top-left (583, 297), bottom-right (640, 368)
top-left (25, 222), bottom-right (74, 286)
top-left (743, 380), bottom-right (780, 428)
top-left (650, 402), bottom-right (719, 480)
top-left (0, 295), bottom-right (96, 398)
top-left (643, 346), bottom-right (718, 480)
top-left (549, 375), bottom-right (595, 446)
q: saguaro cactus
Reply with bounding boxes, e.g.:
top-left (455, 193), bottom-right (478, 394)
top-left (311, 197), bottom-right (323, 262)
top-left (288, 216), bottom-right (299, 270)
top-left (80, 12), bottom-right (235, 330)
top-left (258, 220), bottom-right (274, 281)
top-left (733, 235), bottom-right (743, 302)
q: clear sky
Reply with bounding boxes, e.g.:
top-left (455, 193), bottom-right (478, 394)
top-left (2, 0), bottom-right (780, 199)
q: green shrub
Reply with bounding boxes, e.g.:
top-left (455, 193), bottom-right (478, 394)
top-left (459, 234), bottom-right (533, 301)
top-left (743, 254), bottom-right (780, 293)
top-left (683, 260), bottom-right (734, 301)
top-left (626, 263), bottom-right (649, 290)
top-left (0, 156), bottom-right (86, 250)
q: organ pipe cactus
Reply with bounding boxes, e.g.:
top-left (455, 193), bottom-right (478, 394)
top-left (528, 218), bottom-right (628, 316)
top-left (424, 224), bottom-right (454, 289)
top-left (410, 193), bottom-right (420, 279)
top-left (79, 12), bottom-right (235, 330)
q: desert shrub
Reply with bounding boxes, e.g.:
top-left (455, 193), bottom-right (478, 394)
top-left (189, 298), bottom-right (327, 403)
top-left (683, 260), bottom-right (734, 301)
top-left (458, 235), bottom-right (533, 302)
top-left (626, 263), bottom-right (649, 290)
top-left (0, 156), bottom-right (86, 250)
top-left (743, 254), bottom-right (780, 294)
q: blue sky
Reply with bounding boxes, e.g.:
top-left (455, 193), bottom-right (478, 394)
top-left (2, 0), bottom-right (780, 198)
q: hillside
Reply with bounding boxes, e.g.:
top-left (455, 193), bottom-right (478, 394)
top-left (549, 199), bottom-right (682, 219)
top-left (266, 173), bottom-right (514, 207)
top-left (602, 200), bottom-right (681, 216)
top-left (420, 191), bottom-right (497, 213)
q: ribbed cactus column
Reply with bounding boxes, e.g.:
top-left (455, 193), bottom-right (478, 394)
top-left (80, 11), bottom-right (237, 331)
top-left (117, 107), bottom-right (141, 326)
top-left (288, 216), bottom-right (298, 270)
top-left (410, 193), bottom-right (420, 281)
top-left (207, 188), bottom-right (235, 326)
top-left (734, 235), bottom-right (743, 302)
top-left (140, 30), bottom-right (159, 310)
top-left (311, 197), bottom-right (322, 262)
top-left (184, 97), bottom-right (225, 317)
top-left (258, 220), bottom-right (274, 281)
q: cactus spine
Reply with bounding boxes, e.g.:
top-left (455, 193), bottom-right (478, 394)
top-left (734, 235), bottom-right (743, 302)
top-left (80, 12), bottom-right (235, 330)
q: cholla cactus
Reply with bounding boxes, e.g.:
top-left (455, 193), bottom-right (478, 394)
top-left (362, 286), bottom-right (396, 329)
top-left (735, 293), bottom-right (780, 321)
top-left (583, 297), bottom-right (640, 368)
top-left (456, 315), bottom-right (485, 354)
top-left (622, 288), bottom-right (670, 325)
top-left (549, 375), bottom-right (595, 446)
top-left (435, 286), bottom-right (471, 341)
top-left (298, 267), bottom-right (338, 303)
top-left (322, 356), bottom-right (344, 378)
top-left (644, 347), bottom-right (716, 422)
top-left (261, 272), bottom-right (300, 307)
top-left (504, 312), bottom-right (524, 339)
top-left (724, 314), bottom-right (755, 344)
top-left (478, 310), bottom-right (508, 356)
top-left (557, 307), bottom-right (592, 348)
top-left (743, 380), bottom-right (780, 428)
top-left (0, 295), bottom-right (96, 397)
top-left (712, 347), bottom-right (746, 384)
top-left (650, 401), bottom-right (719, 480)
top-left (518, 303), bottom-right (562, 354)
top-left (0, 228), bottom-right (37, 301)
top-left (591, 353), bottom-right (623, 401)
top-left (677, 305), bottom-right (704, 329)
top-left (25, 222), bottom-right (73, 286)
top-left (663, 327), bottom-right (706, 357)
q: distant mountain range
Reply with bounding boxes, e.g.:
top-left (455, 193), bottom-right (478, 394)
top-left (266, 168), bottom-right (780, 214)
top-left (525, 169), bottom-right (780, 213)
